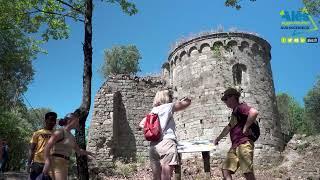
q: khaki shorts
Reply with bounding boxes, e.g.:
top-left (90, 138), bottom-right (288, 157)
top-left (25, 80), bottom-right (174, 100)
top-left (50, 156), bottom-right (69, 173)
top-left (149, 138), bottom-right (179, 166)
top-left (222, 141), bottom-right (254, 174)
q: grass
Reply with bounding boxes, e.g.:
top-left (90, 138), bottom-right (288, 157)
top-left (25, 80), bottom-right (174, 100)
top-left (114, 160), bottom-right (138, 178)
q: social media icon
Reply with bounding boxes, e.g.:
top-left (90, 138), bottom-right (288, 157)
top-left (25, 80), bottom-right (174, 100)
top-left (300, 37), bottom-right (306, 43)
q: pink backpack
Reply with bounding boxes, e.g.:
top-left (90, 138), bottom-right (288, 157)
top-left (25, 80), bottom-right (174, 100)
top-left (144, 113), bottom-right (161, 141)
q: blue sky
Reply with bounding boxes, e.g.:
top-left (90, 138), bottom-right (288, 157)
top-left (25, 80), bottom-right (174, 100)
top-left (24, 0), bottom-right (319, 126)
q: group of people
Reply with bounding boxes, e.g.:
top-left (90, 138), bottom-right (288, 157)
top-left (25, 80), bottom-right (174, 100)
top-left (139, 88), bottom-right (259, 180)
top-left (27, 110), bottom-right (92, 180)
top-left (24, 87), bottom-right (256, 180)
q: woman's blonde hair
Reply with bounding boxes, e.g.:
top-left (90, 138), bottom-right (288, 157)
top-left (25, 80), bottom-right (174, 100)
top-left (153, 90), bottom-right (172, 107)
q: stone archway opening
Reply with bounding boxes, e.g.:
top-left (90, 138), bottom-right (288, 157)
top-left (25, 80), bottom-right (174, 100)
top-left (232, 63), bottom-right (247, 86)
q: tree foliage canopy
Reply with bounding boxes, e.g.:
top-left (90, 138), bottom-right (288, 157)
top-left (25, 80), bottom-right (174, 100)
top-left (277, 76), bottom-right (320, 137)
top-left (304, 77), bottom-right (320, 134)
top-left (0, 0), bottom-right (138, 41)
top-left (0, 30), bottom-right (35, 111)
top-left (224, 0), bottom-right (257, 10)
top-left (0, 106), bottom-right (52, 170)
top-left (25, 108), bottom-right (52, 131)
top-left (1, 0), bottom-right (138, 177)
top-left (277, 93), bottom-right (305, 137)
top-left (303, 0), bottom-right (320, 17)
top-left (0, 0), bottom-right (81, 41)
top-left (101, 45), bottom-right (141, 77)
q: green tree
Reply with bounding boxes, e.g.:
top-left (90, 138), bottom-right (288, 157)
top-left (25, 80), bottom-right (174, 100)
top-left (25, 108), bottom-right (52, 131)
top-left (0, 0), bottom-right (78, 42)
top-left (276, 93), bottom-right (306, 139)
top-left (304, 77), bottom-right (320, 134)
top-left (303, 0), bottom-right (320, 17)
top-left (0, 28), bottom-right (36, 112)
top-left (0, 106), bottom-right (55, 170)
top-left (225, 0), bottom-right (257, 9)
top-left (1, 0), bottom-right (137, 178)
top-left (76, 2), bottom-right (137, 179)
top-left (0, 6), bottom-right (38, 170)
top-left (101, 45), bottom-right (142, 77)
top-left (0, 108), bottom-right (32, 170)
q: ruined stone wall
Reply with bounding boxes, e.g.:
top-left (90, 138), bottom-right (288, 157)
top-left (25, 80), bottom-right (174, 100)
top-left (88, 32), bottom-right (284, 171)
top-left (87, 75), bottom-right (165, 176)
top-left (164, 32), bottom-right (283, 164)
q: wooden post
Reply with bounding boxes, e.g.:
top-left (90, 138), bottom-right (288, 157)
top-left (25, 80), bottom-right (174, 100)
top-left (202, 151), bottom-right (210, 180)
top-left (175, 153), bottom-right (182, 180)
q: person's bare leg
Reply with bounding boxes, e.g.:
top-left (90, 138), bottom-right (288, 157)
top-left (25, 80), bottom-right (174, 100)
top-left (161, 164), bottom-right (173, 180)
top-left (169, 165), bottom-right (175, 177)
top-left (222, 169), bottom-right (233, 180)
top-left (244, 172), bottom-right (256, 180)
top-left (151, 162), bottom-right (161, 180)
top-left (53, 171), bottom-right (68, 180)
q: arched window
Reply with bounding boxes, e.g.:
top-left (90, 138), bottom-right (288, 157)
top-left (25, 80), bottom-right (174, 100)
top-left (199, 43), bottom-right (210, 53)
top-left (225, 40), bottom-right (238, 52)
top-left (189, 46), bottom-right (198, 56)
top-left (239, 41), bottom-right (249, 51)
top-left (212, 41), bottom-right (223, 57)
top-left (180, 51), bottom-right (187, 60)
top-left (232, 63), bottom-right (247, 86)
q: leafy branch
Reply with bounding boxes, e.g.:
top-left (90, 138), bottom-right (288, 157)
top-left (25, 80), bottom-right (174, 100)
top-left (55, 0), bottom-right (84, 14)
top-left (33, 7), bottom-right (84, 22)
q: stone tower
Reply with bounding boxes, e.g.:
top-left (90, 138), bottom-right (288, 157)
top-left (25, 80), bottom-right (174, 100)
top-left (162, 32), bottom-right (283, 163)
top-left (87, 32), bottom-right (283, 177)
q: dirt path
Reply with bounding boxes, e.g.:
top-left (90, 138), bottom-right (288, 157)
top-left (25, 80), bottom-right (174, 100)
top-left (1, 172), bottom-right (28, 180)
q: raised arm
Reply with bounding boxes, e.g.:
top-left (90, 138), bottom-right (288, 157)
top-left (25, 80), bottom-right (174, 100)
top-left (42, 130), bottom-right (63, 175)
top-left (173, 97), bottom-right (191, 112)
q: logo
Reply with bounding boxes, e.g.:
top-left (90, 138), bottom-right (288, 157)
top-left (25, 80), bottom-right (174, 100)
top-left (280, 8), bottom-right (318, 33)
top-left (280, 7), bottom-right (319, 44)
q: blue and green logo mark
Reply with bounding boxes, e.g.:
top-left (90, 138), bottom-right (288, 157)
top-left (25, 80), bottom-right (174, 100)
top-left (280, 7), bottom-right (318, 32)
top-left (280, 7), bottom-right (319, 44)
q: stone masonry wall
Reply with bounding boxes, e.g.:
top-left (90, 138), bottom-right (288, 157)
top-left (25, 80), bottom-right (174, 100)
top-left (88, 32), bottom-right (284, 173)
top-left (164, 32), bottom-right (283, 164)
top-left (87, 75), bottom-right (165, 176)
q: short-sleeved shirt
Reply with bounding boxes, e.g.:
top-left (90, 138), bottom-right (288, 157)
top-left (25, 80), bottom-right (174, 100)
top-left (229, 103), bottom-right (252, 149)
top-left (30, 129), bottom-right (53, 163)
top-left (151, 103), bottom-right (176, 140)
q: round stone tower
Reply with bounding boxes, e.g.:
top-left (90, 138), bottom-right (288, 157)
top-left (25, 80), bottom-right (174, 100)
top-left (162, 32), bottom-right (284, 164)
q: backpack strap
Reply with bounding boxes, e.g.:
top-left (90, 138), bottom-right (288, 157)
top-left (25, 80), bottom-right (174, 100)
top-left (56, 129), bottom-right (65, 143)
top-left (233, 103), bottom-right (250, 123)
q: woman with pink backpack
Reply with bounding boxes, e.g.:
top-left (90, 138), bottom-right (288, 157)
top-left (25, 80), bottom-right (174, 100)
top-left (139, 90), bottom-right (191, 180)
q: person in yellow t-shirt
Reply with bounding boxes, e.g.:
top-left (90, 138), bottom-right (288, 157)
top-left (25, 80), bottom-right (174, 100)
top-left (27, 112), bottom-right (57, 180)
